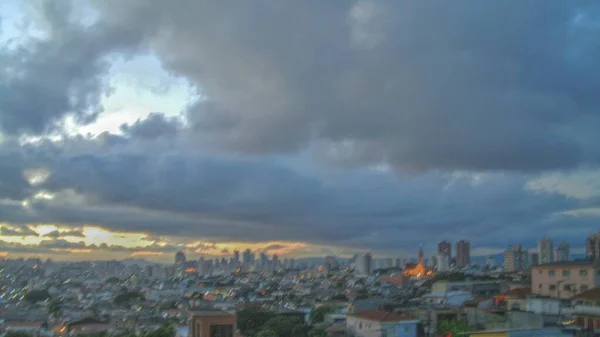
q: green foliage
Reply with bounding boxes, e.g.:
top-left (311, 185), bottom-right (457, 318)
top-left (237, 307), bottom-right (275, 337)
top-left (5, 332), bottom-right (34, 337)
top-left (257, 330), bottom-right (277, 337)
top-left (106, 277), bottom-right (121, 284)
top-left (354, 288), bottom-right (369, 300)
top-left (309, 306), bottom-right (336, 324)
top-left (48, 299), bottom-right (63, 315)
top-left (145, 323), bottom-right (176, 337)
top-left (330, 294), bottom-right (348, 301)
top-left (114, 291), bottom-right (145, 306)
top-left (262, 316), bottom-right (303, 337)
top-left (191, 291), bottom-right (204, 300)
top-left (438, 320), bottom-right (469, 336)
top-left (24, 289), bottom-right (51, 303)
top-left (308, 326), bottom-right (327, 337)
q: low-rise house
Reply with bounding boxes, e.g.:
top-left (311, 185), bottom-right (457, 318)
top-left (571, 287), bottom-right (600, 331)
top-left (531, 260), bottom-right (600, 299)
top-left (346, 310), bottom-right (419, 337)
top-left (493, 287), bottom-right (531, 311)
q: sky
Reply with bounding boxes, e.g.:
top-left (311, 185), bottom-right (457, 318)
top-left (1, 0), bottom-right (600, 263)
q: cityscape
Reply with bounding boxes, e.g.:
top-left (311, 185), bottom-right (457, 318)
top-left (2, 1), bottom-right (600, 337)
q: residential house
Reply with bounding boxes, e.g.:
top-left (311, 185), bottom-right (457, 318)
top-left (346, 310), bottom-right (419, 337)
top-left (531, 260), bottom-right (600, 299)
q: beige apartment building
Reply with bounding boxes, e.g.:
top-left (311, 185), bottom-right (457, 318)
top-left (531, 260), bottom-right (600, 299)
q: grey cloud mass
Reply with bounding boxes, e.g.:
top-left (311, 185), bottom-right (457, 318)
top-left (89, 0), bottom-right (600, 171)
top-left (1, 0), bottom-right (600, 257)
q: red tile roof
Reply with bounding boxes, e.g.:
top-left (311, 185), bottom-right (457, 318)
top-left (497, 287), bottom-right (531, 298)
top-left (350, 310), bottom-right (415, 322)
top-left (572, 287), bottom-right (600, 301)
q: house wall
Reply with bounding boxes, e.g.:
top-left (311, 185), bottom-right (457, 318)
top-left (345, 316), bottom-right (418, 337)
top-left (190, 314), bottom-right (236, 337)
top-left (531, 265), bottom-right (599, 299)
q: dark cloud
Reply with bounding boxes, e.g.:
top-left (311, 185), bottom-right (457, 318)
top-left (120, 113), bottom-right (182, 140)
top-left (1, 1), bottom-right (600, 258)
top-left (0, 0), bottom-right (146, 135)
top-left (0, 226), bottom-right (38, 237)
top-left (43, 229), bottom-right (85, 238)
top-left (85, 0), bottom-right (600, 171)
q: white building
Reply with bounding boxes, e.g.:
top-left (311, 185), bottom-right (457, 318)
top-left (538, 237), bottom-right (554, 265)
top-left (346, 310), bottom-right (419, 337)
top-left (555, 242), bottom-right (570, 262)
top-left (436, 253), bottom-right (450, 272)
top-left (355, 253), bottom-right (373, 276)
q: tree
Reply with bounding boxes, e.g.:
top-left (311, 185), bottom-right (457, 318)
top-left (145, 323), bottom-right (176, 337)
top-left (237, 307), bottom-right (274, 337)
top-left (257, 330), bottom-right (277, 337)
top-left (331, 294), bottom-right (348, 301)
top-left (24, 289), bottom-right (51, 303)
top-left (5, 332), bottom-right (34, 337)
top-left (262, 316), bottom-right (303, 337)
top-left (309, 306), bottom-right (336, 324)
top-left (114, 291), bottom-right (145, 306)
top-left (438, 320), bottom-right (469, 336)
top-left (308, 326), bottom-right (327, 337)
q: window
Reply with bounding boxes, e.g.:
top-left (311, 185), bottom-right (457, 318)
top-left (538, 283), bottom-right (542, 289)
top-left (580, 270), bottom-right (588, 276)
top-left (596, 269), bottom-right (600, 276)
top-left (562, 270), bottom-right (570, 277)
top-left (564, 284), bottom-right (572, 291)
top-left (549, 270), bottom-right (556, 276)
top-left (581, 285), bottom-right (589, 292)
top-left (209, 325), bottom-right (233, 337)
top-left (538, 270), bottom-right (543, 274)
top-left (549, 285), bottom-right (556, 291)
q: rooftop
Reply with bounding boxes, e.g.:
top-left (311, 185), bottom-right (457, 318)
top-left (349, 310), bottom-right (416, 322)
top-left (572, 287), bottom-right (600, 301)
top-left (533, 259), bottom-right (596, 268)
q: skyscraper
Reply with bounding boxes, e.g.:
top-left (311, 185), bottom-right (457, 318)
top-left (555, 241), bottom-right (570, 261)
top-left (242, 249), bottom-right (252, 264)
top-left (504, 244), bottom-right (528, 272)
top-left (438, 241), bottom-right (452, 258)
top-left (456, 240), bottom-right (470, 268)
top-left (437, 253), bottom-right (450, 272)
top-left (587, 232), bottom-right (600, 261)
top-left (233, 249), bottom-right (240, 263)
top-left (175, 251), bottom-right (186, 265)
top-left (537, 237), bottom-right (554, 265)
top-left (355, 253), bottom-right (373, 276)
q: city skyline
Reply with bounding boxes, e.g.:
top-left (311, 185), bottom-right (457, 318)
top-left (1, 1), bottom-right (600, 262)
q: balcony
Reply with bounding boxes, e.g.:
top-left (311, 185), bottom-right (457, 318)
top-left (574, 305), bottom-right (600, 316)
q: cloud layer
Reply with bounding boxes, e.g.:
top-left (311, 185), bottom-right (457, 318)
top-left (1, 0), bottom-right (600, 259)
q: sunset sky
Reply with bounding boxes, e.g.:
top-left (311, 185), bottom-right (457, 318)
top-left (1, 1), bottom-right (600, 262)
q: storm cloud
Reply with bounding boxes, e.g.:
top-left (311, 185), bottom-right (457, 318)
top-left (0, 1), bottom-right (600, 258)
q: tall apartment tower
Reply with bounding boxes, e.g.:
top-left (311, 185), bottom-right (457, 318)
top-left (587, 232), bottom-right (600, 261)
top-left (555, 241), bottom-right (570, 262)
top-left (537, 237), bottom-right (554, 265)
top-left (504, 244), bottom-right (529, 272)
top-left (456, 240), bottom-right (470, 268)
top-left (355, 253), bottom-right (373, 276)
top-left (438, 241), bottom-right (452, 258)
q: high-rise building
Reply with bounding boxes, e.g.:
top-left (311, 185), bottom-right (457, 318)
top-left (437, 253), bottom-right (450, 272)
top-left (233, 249), bottom-right (240, 263)
top-left (428, 255), bottom-right (437, 269)
top-left (355, 253), bottom-right (373, 276)
top-left (242, 249), bottom-right (252, 264)
top-left (486, 256), bottom-right (495, 268)
top-left (175, 251), bottom-right (186, 265)
top-left (438, 241), bottom-right (452, 258)
top-left (555, 241), bottom-right (570, 261)
top-left (587, 232), bottom-right (600, 261)
top-left (537, 237), bottom-right (554, 265)
top-left (456, 240), bottom-right (470, 268)
top-left (272, 255), bottom-right (279, 271)
top-left (529, 252), bottom-right (539, 267)
top-left (504, 244), bottom-right (529, 272)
